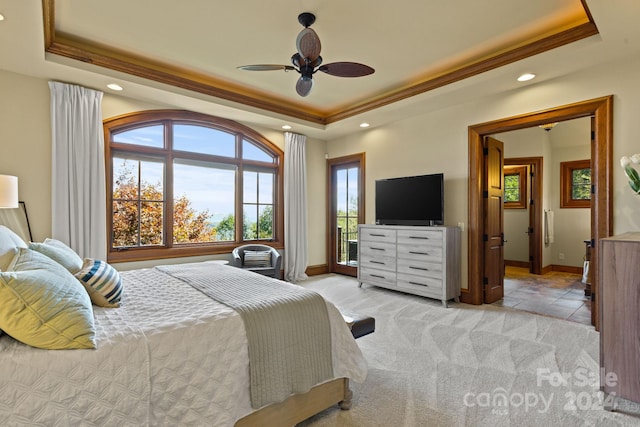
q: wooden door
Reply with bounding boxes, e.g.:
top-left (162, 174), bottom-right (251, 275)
top-left (484, 137), bottom-right (505, 303)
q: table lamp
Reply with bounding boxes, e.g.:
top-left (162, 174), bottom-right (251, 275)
top-left (0, 175), bottom-right (18, 208)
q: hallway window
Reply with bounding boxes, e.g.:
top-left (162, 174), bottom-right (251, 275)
top-left (504, 165), bottom-right (527, 209)
top-left (560, 159), bottom-right (591, 208)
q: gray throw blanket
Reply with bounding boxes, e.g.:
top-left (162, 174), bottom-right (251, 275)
top-left (156, 262), bottom-right (334, 408)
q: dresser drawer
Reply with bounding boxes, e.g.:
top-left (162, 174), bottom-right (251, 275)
top-left (397, 258), bottom-right (443, 279)
top-left (397, 229), bottom-right (442, 247)
top-left (360, 253), bottom-right (396, 272)
top-left (360, 227), bottom-right (397, 243)
top-left (398, 243), bottom-right (443, 263)
top-left (359, 268), bottom-right (396, 286)
top-left (397, 273), bottom-right (444, 296)
top-left (360, 241), bottom-right (396, 258)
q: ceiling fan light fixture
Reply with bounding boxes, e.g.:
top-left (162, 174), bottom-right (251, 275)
top-left (237, 12), bottom-right (374, 97)
top-left (296, 76), bottom-right (314, 97)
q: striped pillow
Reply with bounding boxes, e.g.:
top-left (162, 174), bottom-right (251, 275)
top-left (243, 250), bottom-right (272, 268)
top-left (74, 258), bottom-right (123, 308)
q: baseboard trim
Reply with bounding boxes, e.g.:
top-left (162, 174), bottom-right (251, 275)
top-left (539, 264), bottom-right (583, 275)
top-left (306, 264), bottom-right (329, 276)
top-left (550, 264), bottom-right (583, 275)
top-left (505, 260), bottom-right (529, 268)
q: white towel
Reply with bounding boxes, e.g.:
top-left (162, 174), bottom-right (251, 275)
top-left (544, 210), bottom-right (555, 244)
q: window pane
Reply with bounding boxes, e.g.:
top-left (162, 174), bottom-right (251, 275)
top-left (257, 205), bottom-right (274, 239)
top-left (140, 161), bottom-right (164, 200)
top-left (244, 171), bottom-right (258, 204)
top-left (347, 168), bottom-right (358, 215)
top-left (259, 173), bottom-right (274, 204)
top-left (504, 174), bottom-right (520, 202)
top-left (243, 139), bottom-right (273, 162)
top-left (140, 201), bottom-right (163, 246)
top-left (572, 168), bottom-right (591, 200)
top-left (112, 201), bottom-right (139, 247)
top-left (113, 157), bottom-right (139, 200)
top-left (112, 157), bottom-right (165, 247)
top-left (336, 169), bottom-right (347, 212)
top-left (113, 125), bottom-right (164, 148)
top-left (243, 205), bottom-right (258, 240)
top-left (173, 160), bottom-right (235, 243)
top-left (174, 125), bottom-right (235, 157)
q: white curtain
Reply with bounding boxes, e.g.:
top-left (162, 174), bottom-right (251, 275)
top-left (49, 81), bottom-right (106, 259)
top-left (284, 132), bottom-right (308, 282)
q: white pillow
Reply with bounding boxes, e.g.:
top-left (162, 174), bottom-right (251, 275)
top-left (28, 238), bottom-right (83, 274)
top-left (0, 225), bottom-right (28, 271)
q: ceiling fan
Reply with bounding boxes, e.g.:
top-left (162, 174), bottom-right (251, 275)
top-left (237, 12), bottom-right (375, 97)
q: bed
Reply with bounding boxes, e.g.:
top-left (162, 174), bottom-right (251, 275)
top-left (0, 226), bottom-right (367, 426)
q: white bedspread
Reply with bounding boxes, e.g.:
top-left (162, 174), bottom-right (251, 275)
top-left (0, 262), bottom-right (367, 426)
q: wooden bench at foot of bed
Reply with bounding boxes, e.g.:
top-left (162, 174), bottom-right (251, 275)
top-left (235, 377), bottom-right (352, 426)
top-left (235, 314), bottom-right (373, 426)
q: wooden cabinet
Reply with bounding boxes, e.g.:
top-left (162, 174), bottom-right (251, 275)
top-left (358, 225), bottom-right (461, 307)
top-left (599, 233), bottom-right (640, 407)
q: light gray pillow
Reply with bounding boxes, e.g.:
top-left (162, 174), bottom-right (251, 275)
top-left (28, 238), bottom-right (83, 274)
top-left (244, 250), bottom-right (271, 267)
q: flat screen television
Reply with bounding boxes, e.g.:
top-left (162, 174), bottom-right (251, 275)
top-left (375, 173), bottom-right (444, 226)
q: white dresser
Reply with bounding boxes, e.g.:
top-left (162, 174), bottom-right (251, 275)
top-left (357, 224), bottom-right (461, 307)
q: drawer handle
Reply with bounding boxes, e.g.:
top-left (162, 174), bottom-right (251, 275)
top-left (409, 266), bottom-right (429, 271)
top-left (409, 236), bottom-right (430, 240)
top-left (371, 274), bottom-right (385, 279)
top-left (370, 233), bottom-right (387, 237)
top-left (408, 281), bottom-right (427, 286)
top-left (371, 247), bottom-right (386, 251)
top-left (370, 261), bottom-right (385, 265)
top-left (409, 251), bottom-right (429, 255)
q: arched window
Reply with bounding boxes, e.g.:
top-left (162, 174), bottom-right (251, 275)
top-left (104, 110), bottom-right (283, 262)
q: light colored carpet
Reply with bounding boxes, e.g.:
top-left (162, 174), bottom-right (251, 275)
top-left (296, 274), bottom-right (640, 427)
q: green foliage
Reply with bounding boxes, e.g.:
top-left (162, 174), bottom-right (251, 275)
top-left (216, 214), bottom-right (235, 241)
top-left (242, 206), bottom-right (274, 240)
top-left (571, 168), bottom-right (591, 200)
top-left (504, 175), bottom-right (520, 203)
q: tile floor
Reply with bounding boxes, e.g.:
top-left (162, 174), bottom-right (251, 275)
top-left (492, 266), bottom-right (592, 326)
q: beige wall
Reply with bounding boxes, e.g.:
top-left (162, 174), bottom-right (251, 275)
top-left (4, 53), bottom-right (640, 281)
top-left (326, 54), bottom-right (640, 290)
top-left (0, 71), bottom-right (51, 242)
top-left (0, 78), bottom-right (328, 269)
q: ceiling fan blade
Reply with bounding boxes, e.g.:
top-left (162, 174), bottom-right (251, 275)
top-left (296, 28), bottom-right (321, 62)
top-left (237, 64), bottom-right (295, 71)
top-left (295, 76), bottom-right (314, 97)
top-left (318, 62), bottom-right (375, 77)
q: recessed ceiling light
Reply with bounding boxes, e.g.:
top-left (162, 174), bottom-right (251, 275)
top-left (517, 73), bottom-right (536, 82)
top-left (359, 123), bottom-right (370, 128)
top-left (0, 14), bottom-right (5, 21)
top-left (107, 83), bottom-right (123, 91)
top-left (281, 125), bottom-right (292, 130)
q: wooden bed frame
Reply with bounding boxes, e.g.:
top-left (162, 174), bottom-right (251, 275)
top-left (235, 378), bottom-right (352, 426)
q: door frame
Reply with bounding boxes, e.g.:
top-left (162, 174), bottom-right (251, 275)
top-left (326, 153), bottom-right (366, 276)
top-left (504, 157), bottom-right (543, 275)
top-left (464, 96), bottom-right (613, 331)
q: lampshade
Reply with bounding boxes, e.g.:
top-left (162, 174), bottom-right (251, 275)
top-left (0, 175), bottom-right (18, 208)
